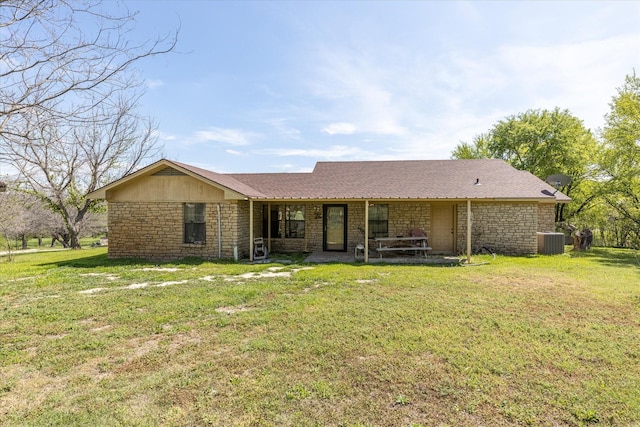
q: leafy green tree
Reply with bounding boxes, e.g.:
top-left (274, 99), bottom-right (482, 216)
top-left (600, 71), bottom-right (640, 246)
top-left (450, 133), bottom-right (491, 159)
top-left (452, 108), bottom-right (600, 223)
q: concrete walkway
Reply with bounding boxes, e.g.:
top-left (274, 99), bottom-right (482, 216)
top-left (0, 247), bottom-right (68, 257)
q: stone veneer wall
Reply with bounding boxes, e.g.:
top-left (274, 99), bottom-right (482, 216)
top-left (109, 199), bottom-right (546, 260)
top-left (108, 201), bottom-right (241, 261)
top-left (387, 202), bottom-right (431, 238)
top-left (456, 202), bottom-right (539, 255)
top-left (233, 201), bottom-right (250, 259)
top-left (537, 203), bottom-right (556, 232)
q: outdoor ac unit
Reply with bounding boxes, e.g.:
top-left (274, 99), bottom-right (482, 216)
top-left (537, 232), bottom-right (565, 255)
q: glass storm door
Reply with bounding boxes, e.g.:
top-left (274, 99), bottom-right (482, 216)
top-left (323, 204), bottom-right (347, 251)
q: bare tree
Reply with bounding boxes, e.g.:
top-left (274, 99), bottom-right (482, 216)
top-left (0, 182), bottom-right (26, 260)
top-left (4, 93), bottom-right (160, 248)
top-left (0, 0), bottom-right (176, 248)
top-left (1, 0), bottom-right (177, 134)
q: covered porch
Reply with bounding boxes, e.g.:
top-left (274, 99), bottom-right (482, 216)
top-left (247, 199), bottom-right (475, 264)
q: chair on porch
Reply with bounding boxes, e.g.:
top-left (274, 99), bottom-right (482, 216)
top-left (410, 228), bottom-right (426, 236)
top-left (253, 237), bottom-right (269, 260)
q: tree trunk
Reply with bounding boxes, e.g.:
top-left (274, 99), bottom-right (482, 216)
top-left (3, 231), bottom-right (13, 262)
top-left (52, 232), bottom-right (71, 248)
top-left (70, 230), bottom-right (81, 249)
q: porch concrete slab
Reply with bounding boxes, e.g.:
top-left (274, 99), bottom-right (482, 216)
top-left (304, 251), bottom-right (356, 263)
top-left (304, 251), bottom-right (463, 265)
top-left (368, 256), bottom-right (463, 265)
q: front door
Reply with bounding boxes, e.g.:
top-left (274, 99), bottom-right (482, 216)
top-left (431, 203), bottom-right (455, 253)
top-left (323, 204), bottom-right (347, 251)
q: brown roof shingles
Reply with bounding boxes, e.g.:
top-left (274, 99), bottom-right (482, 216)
top-left (222, 159), bottom-right (569, 202)
top-left (172, 161), bottom-right (267, 198)
top-left (88, 158), bottom-right (570, 202)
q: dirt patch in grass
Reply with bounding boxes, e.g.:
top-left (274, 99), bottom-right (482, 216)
top-left (215, 305), bottom-right (250, 315)
top-left (0, 367), bottom-right (62, 418)
top-left (156, 280), bottom-right (189, 287)
top-left (77, 267), bottom-right (313, 294)
top-left (224, 267), bottom-right (313, 281)
top-left (167, 331), bottom-right (203, 353)
top-left (80, 272), bottom-right (119, 281)
top-left (79, 287), bottom-right (109, 294)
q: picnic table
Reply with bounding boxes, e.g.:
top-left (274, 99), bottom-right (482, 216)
top-left (374, 236), bottom-right (432, 258)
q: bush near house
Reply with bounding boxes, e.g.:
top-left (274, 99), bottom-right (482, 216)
top-left (0, 247), bottom-right (638, 426)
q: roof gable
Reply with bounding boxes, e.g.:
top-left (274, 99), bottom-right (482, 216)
top-left (87, 159), bottom-right (265, 200)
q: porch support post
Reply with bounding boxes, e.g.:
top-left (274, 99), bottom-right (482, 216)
top-left (267, 202), bottom-right (271, 253)
top-left (466, 199), bottom-right (472, 264)
top-left (249, 199), bottom-right (254, 262)
top-left (364, 200), bottom-right (369, 263)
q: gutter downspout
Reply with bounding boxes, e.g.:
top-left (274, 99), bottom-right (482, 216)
top-left (217, 203), bottom-right (222, 259)
top-left (467, 199), bottom-right (472, 264)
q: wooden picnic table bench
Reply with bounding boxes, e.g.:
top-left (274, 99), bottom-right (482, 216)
top-left (374, 236), bottom-right (432, 258)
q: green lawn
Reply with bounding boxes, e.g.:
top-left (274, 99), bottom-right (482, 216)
top-left (0, 248), bottom-right (638, 426)
top-left (0, 236), bottom-right (105, 252)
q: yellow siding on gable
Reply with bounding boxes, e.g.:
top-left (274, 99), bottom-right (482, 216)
top-left (106, 175), bottom-right (225, 202)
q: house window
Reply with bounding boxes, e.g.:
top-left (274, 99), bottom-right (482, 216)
top-left (285, 205), bottom-right (305, 238)
top-left (184, 203), bottom-right (206, 244)
top-left (368, 204), bottom-right (388, 238)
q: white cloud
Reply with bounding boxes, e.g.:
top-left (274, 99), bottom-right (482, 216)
top-left (225, 149), bottom-right (244, 156)
top-left (306, 46), bottom-right (408, 137)
top-left (494, 33), bottom-right (639, 131)
top-left (193, 127), bottom-right (259, 146)
top-left (260, 145), bottom-right (369, 160)
top-left (156, 131), bottom-right (176, 141)
top-left (141, 1), bottom-right (639, 173)
top-left (299, 17), bottom-right (638, 163)
top-left (322, 122), bottom-right (357, 135)
top-left (146, 79), bottom-right (164, 89)
top-left (266, 118), bottom-right (302, 139)
top-left (268, 162), bottom-right (314, 172)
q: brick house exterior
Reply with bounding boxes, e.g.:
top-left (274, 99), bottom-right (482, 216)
top-left (88, 159), bottom-right (570, 262)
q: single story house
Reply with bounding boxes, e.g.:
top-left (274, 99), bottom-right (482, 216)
top-left (87, 158), bottom-right (570, 262)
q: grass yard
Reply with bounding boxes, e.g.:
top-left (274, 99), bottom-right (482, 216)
top-left (0, 248), bottom-right (639, 426)
top-left (0, 236), bottom-right (105, 252)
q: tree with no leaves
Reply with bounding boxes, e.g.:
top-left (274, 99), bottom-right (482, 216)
top-left (0, 0), bottom-right (177, 248)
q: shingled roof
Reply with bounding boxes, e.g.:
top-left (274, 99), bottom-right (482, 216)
top-left (227, 159), bottom-right (570, 202)
top-left (89, 158), bottom-right (570, 202)
top-left (171, 161), bottom-right (267, 198)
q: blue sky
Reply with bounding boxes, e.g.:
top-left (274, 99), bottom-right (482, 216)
top-left (115, 1), bottom-right (639, 173)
